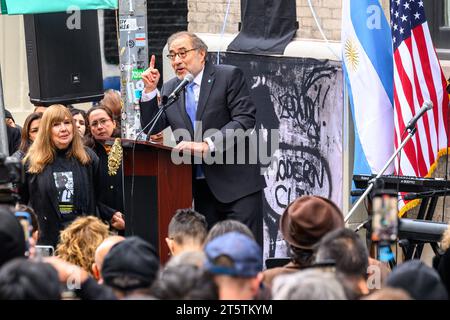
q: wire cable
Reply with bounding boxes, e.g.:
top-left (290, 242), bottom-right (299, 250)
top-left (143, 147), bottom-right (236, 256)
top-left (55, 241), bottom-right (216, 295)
top-left (307, 0), bottom-right (340, 60)
top-left (217, 0), bottom-right (233, 65)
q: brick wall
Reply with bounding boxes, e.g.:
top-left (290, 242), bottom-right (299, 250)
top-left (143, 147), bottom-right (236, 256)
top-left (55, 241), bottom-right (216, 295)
top-left (188, 0), bottom-right (240, 34)
top-left (188, 0), bottom-right (391, 41)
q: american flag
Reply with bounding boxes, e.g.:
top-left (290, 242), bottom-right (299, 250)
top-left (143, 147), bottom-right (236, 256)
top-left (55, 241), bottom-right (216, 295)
top-left (390, 0), bottom-right (450, 214)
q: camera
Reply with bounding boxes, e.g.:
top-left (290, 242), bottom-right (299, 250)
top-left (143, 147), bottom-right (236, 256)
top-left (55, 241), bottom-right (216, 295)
top-left (0, 153), bottom-right (24, 204)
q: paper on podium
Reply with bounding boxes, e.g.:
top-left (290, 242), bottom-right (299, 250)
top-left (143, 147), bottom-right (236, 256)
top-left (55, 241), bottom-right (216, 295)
top-left (162, 126), bottom-right (177, 147)
top-left (149, 126), bottom-right (177, 148)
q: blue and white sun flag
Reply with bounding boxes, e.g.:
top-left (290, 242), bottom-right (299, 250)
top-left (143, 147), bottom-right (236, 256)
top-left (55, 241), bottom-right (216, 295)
top-left (342, 0), bottom-right (394, 175)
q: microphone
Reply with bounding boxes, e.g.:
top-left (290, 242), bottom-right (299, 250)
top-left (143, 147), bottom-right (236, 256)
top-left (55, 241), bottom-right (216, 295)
top-left (406, 100), bottom-right (433, 131)
top-left (166, 73), bottom-right (194, 101)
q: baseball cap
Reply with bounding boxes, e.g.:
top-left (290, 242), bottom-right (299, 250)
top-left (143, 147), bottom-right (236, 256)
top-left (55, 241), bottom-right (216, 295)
top-left (101, 236), bottom-right (160, 291)
top-left (204, 231), bottom-right (262, 278)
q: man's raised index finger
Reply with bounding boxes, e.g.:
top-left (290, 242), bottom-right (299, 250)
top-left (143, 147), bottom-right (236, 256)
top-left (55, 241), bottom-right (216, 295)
top-left (149, 54), bottom-right (155, 69)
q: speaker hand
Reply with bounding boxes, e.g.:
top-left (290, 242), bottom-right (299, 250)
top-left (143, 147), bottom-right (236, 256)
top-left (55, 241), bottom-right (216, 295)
top-left (142, 55), bottom-right (160, 94)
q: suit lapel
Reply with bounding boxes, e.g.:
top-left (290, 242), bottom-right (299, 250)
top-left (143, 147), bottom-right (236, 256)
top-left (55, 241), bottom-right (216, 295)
top-left (196, 61), bottom-right (215, 126)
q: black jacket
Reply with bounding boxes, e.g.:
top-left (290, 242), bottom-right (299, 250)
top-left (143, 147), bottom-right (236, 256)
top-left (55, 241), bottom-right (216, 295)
top-left (92, 141), bottom-right (124, 213)
top-left (6, 125), bottom-right (21, 155)
top-left (140, 61), bottom-right (265, 203)
top-left (21, 147), bottom-right (115, 247)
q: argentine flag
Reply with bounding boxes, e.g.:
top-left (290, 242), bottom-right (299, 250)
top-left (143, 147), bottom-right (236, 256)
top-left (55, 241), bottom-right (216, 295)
top-left (342, 0), bottom-right (394, 175)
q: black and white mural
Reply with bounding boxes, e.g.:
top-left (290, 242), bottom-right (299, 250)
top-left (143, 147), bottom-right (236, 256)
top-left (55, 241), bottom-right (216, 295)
top-left (215, 53), bottom-right (343, 259)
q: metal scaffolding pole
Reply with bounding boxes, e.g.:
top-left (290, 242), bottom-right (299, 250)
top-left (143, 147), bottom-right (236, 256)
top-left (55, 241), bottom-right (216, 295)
top-left (0, 62), bottom-right (9, 156)
top-left (118, 0), bottom-right (149, 139)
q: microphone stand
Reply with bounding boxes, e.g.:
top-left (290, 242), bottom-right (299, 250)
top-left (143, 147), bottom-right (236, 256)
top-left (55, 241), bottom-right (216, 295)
top-left (128, 94), bottom-right (180, 236)
top-left (345, 127), bottom-right (417, 223)
top-left (135, 94), bottom-right (180, 141)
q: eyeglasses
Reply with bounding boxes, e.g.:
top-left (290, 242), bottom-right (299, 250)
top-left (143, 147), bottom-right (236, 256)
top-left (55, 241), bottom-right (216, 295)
top-left (166, 48), bottom-right (198, 61)
top-left (90, 118), bottom-right (111, 128)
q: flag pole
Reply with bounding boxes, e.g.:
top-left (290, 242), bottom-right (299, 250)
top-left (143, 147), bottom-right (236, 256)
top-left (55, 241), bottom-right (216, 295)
top-left (342, 72), bottom-right (351, 217)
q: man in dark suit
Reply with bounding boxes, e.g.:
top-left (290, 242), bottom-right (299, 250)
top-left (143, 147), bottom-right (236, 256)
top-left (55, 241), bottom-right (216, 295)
top-left (140, 31), bottom-right (265, 246)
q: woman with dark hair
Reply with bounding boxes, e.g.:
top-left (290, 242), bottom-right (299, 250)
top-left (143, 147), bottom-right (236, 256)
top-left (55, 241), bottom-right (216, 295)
top-left (21, 104), bottom-right (124, 248)
top-left (70, 108), bottom-right (95, 147)
top-left (86, 105), bottom-right (124, 219)
top-left (12, 112), bottom-right (42, 160)
top-left (70, 108), bottom-right (87, 138)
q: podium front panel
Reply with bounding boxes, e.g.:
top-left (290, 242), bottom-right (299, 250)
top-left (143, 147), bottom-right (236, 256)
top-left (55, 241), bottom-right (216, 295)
top-left (122, 141), bottom-right (192, 263)
top-left (123, 176), bottom-right (158, 250)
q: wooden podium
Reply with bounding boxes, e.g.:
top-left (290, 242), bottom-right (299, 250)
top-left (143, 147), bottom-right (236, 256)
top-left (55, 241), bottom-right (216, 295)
top-left (121, 139), bottom-right (192, 263)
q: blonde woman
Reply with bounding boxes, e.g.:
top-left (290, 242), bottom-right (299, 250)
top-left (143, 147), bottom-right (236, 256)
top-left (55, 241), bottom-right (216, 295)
top-left (55, 216), bottom-right (110, 274)
top-left (21, 105), bottom-right (124, 248)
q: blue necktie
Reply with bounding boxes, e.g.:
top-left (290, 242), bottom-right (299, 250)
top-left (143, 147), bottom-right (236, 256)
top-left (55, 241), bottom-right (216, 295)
top-left (185, 82), bottom-right (197, 128)
top-left (185, 82), bottom-right (204, 179)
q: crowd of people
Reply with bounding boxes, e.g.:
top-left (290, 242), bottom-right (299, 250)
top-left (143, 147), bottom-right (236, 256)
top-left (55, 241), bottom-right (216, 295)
top-left (1, 30), bottom-right (449, 300)
top-left (0, 198), bottom-right (449, 300)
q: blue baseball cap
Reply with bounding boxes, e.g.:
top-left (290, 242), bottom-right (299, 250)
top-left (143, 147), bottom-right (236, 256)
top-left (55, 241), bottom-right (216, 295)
top-left (204, 231), bottom-right (262, 278)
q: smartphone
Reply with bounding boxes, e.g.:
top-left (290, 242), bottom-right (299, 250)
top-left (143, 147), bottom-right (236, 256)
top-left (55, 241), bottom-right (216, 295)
top-left (14, 211), bottom-right (32, 242)
top-left (371, 192), bottom-right (398, 243)
top-left (35, 245), bottom-right (55, 257)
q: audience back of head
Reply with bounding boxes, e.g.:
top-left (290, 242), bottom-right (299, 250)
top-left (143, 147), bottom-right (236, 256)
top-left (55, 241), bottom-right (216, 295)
top-left (272, 268), bottom-right (347, 300)
top-left (165, 250), bottom-right (206, 269)
top-left (0, 258), bottom-right (61, 300)
top-left (101, 236), bottom-right (160, 298)
top-left (204, 219), bottom-right (255, 244)
top-left (386, 259), bottom-right (448, 300)
top-left (92, 235), bottom-right (125, 282)
top-left (100, 89), bottom-right (122, 120)
top-left (151, 264), bottom-right (218, 300)
top-left (280, 195), bottom-right (344, 267)
top-left (204, 232), bottom-right (263, 300)
top-left (0, 206), bottom-right (26, 267)
top-left (55, 216), bottom-right (110, 274)
top-left (166, 209), bottom-right (207, 255)
top-left (315, 228), bottom-right (369, 299)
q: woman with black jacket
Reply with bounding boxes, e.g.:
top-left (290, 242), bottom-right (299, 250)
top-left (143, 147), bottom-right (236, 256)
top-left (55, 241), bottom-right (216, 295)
top-left (86, 105), bottom-right (124, 216)
top-left (21, 105), bottom-right (124, 248)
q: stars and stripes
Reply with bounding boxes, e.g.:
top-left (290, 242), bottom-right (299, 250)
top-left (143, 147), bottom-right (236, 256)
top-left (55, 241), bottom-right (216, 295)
top-left (390, 0), bottom-right (449, 214)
